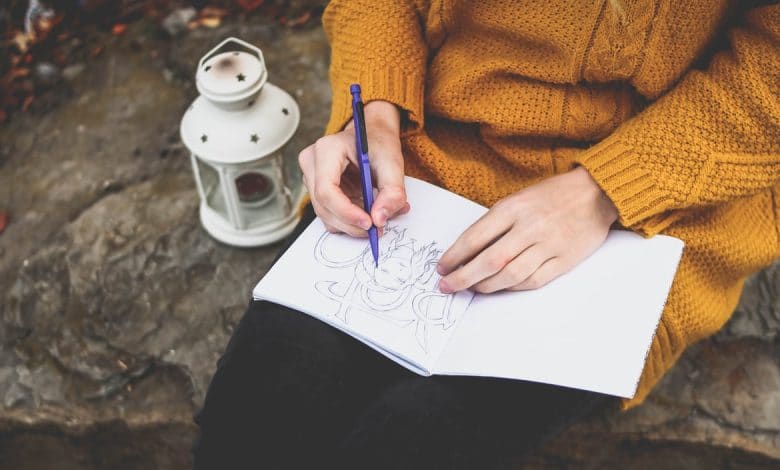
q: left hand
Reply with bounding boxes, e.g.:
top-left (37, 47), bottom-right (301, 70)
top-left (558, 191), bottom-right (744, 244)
top-left (437, 167), bottom-right (619, 294)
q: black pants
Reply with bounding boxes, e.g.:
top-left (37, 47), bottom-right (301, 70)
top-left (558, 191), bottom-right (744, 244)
top-left (193, 207), bottom-right (615, 469)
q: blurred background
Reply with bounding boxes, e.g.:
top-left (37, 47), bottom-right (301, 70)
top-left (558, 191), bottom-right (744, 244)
top-left (0, 1), bottom-right (778, 469)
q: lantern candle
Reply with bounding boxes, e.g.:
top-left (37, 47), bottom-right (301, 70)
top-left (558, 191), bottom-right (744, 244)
top-left (235, 172), bottom-right (274, 206)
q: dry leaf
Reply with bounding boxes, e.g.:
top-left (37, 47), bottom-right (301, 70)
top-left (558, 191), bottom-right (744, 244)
top-left (22, 95), bottom-right (34, 112)
top-left (199, 17), bottom-right (221, 28)
top-left (238, 0), bottom-right (264, 12)
top-left (13, 32), bottom-right (33, 53)
top-left (0, 212), bottom-right (8, 234)
top-left (112, 23), bottom-right (128, 35)
top-left (10, 68), bottom-right (31, 79)
top-left (200, 7), bottom-right (228, 18)
top-left (284, 11), bottom-right (313, 28)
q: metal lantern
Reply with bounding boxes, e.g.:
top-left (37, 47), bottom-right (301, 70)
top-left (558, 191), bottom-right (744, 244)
top-left (180, 37), bottom-right (304, 246)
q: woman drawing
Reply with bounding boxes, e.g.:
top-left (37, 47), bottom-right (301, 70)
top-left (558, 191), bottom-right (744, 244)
top-left (194, 1), bottom-right (779, 468)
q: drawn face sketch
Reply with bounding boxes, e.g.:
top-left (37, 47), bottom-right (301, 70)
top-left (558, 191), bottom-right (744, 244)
top-left (373, 256), bottom-right (413, 291)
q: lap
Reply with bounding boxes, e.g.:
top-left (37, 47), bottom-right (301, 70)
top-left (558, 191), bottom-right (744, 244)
top-left (195, 299), bottom-right (614, 469)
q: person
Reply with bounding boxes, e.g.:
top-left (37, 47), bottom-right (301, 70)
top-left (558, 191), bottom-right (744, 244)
top-left (193, 1), bottom-right (779, 468)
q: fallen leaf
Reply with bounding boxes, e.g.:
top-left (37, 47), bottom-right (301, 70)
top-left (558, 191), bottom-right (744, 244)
top-left (238, 0), bottom-right (264, 12)
top-left (284, 11), bottom-right (313, 28)
top-left (0, 212), bottom-right (8, 234)
top-left (22, 95), bottom-right (34, 112)
top-left (200, 7), bottom-right (229, 18)
top-left (13, 32), bottom-right (33, 53)
top-left (198, 17), bottom-right (221, 28)
top-left (112, 23), bottom-right (127, 35)
top-left (10, 68), bottom-right (31, 79)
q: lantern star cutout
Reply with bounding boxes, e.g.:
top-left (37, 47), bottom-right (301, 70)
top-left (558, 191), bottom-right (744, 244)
top-left (201, 134), bottom-right (208, 143)
top-left (237, 73), bottom-right (246, 82)
top-left (250, 134), bottom-right (259, 143)
top-left (282, 108), bottom-right (289, 115)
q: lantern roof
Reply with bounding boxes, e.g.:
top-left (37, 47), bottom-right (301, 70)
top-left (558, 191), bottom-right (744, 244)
top-left (195, 37), bottom-right (268, 103)
top-left (197, 50), bottom-right (267, 102)
top-left (180, 82), bottom-right (300, 165)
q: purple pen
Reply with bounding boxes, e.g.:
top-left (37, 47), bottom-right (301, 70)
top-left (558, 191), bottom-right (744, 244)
top-left (350, 84), bottom-right (379, 266)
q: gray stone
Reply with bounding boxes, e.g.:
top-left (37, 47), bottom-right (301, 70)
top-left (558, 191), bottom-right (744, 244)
top-left (34, 62), bottom-right (60, 87)
top-left (62, 63), bottom-right (86, 82)
top-left (0, 14), bottom-right (777, 470)
top-left (162, 7), bottom-right (197, 37)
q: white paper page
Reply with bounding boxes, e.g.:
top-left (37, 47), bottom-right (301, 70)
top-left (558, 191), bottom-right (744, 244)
top-left (253, 177), bottom-right (483, 372)
top-left (433, 231), bottom-right (683, 398)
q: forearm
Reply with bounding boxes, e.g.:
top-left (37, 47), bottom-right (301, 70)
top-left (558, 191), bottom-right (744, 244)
top-left (576, 4), bottom-right (780, 236)
top-left (323, 0), bottom-right (429, 134)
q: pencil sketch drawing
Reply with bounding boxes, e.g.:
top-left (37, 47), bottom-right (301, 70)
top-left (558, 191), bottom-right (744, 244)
top-left (314, 226), bottom-right (456, 353)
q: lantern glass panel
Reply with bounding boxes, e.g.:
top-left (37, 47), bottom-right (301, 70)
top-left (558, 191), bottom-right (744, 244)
top-left (282, 145), bottom-right (303, 202)
top-left (230, 155), bottom-right (291, 229)
top-left (196, 158), bottom-right (229, 220)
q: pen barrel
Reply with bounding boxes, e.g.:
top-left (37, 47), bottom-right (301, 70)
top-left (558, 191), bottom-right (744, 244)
top-left (351, 86), bottom-right (375, 224)
top-left (359, 157), bottom-right (374, 213)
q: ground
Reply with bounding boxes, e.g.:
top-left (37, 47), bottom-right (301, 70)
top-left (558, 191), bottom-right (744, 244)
top-left (0, 14), bottom-right (778, 470)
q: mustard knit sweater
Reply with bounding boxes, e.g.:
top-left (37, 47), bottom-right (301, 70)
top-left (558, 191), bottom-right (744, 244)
top-left (322, 0), bottom-right (780, 408)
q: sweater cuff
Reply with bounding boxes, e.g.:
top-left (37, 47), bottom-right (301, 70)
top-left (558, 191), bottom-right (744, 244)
top-left (576, 140), bottom-right (682, 236)
top-left (325, 67), bottom-right (425, 135)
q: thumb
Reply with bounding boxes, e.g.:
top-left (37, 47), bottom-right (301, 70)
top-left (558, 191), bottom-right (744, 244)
top-left (370, 153), bottom-right (407, 227)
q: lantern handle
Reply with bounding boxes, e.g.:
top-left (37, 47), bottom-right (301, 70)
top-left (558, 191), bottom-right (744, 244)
top-left (198, 37), bottom-right (265, 73)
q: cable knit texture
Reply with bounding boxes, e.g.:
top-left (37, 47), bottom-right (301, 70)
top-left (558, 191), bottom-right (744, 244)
top-left (322, 0), bottom-right (780, 409)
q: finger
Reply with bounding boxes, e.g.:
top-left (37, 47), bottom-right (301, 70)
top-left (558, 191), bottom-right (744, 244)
top-left (372, 184), bottom-right (407, 227)
top-left (510, 257), bottom-right (566, 291)
top-left (298, 145), bottom-right (315, 191)
top-left (369, 142), bottom-right (406, 226)
top-left (312, 198), bottom-right (368, 238)
top-left (472, 244), bottom-right (549, 294)
top-left (439, 230), bottom-right (531, 294)
top-left (313, 140), bottom-right (372, 231)
top-left (437, 206), bottom-right (514, 276)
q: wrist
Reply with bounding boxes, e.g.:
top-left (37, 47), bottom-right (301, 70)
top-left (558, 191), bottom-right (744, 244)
top-left (364, 100), bottom-right (401, 135)
top-left (342, 100), bottom-right (401, 138)
top-left (573, 166), bottom-right (619, 225)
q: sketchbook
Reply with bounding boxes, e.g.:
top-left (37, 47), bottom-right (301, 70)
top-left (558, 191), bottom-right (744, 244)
top-left (253, 177), bottom-right (684, 399)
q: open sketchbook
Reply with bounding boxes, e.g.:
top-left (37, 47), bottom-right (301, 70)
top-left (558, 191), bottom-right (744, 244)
top-left (253, 177), bottom-right (684, 399)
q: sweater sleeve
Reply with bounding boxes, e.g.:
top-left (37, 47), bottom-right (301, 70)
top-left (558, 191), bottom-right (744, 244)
top-left (576, 4), bottom-right (780, 236)
top-left (322, 0), bottom-right (429, 135)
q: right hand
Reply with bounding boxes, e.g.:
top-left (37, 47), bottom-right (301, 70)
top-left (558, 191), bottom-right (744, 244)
top-left (298, 100), bottom-right (409, 237)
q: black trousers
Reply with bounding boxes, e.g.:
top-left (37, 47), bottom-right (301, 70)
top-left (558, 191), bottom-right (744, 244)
top-left (192, 207), bottom-right (615, 469)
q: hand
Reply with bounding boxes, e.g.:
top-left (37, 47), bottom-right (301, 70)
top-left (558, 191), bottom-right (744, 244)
top-left (298, 100), bottom-right (410, 236)
top-left (437, 167), bottom-right (618, 293)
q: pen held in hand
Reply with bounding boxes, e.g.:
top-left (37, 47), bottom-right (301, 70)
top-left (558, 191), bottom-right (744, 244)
top-left (350, 84), bottom-right (380, 266)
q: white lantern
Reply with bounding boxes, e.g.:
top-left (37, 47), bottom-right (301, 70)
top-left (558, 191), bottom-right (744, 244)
top-left (180, 37), bottom-right (305, 246)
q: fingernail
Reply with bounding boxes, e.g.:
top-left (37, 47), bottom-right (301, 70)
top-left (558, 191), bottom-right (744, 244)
top-left (360, 219), bottom-right (372, 230)
top-left (439, 279), bottom-right (452, 294)
top-left (436, 264), bottom-right (446, 275)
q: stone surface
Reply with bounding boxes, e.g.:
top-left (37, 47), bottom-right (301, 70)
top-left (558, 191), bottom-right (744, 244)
top-left (0, 15), bottom-right (778, 470)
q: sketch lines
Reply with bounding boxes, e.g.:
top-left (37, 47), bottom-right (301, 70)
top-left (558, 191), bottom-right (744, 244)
top-left (314, 226), bottom-right (457, 353)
